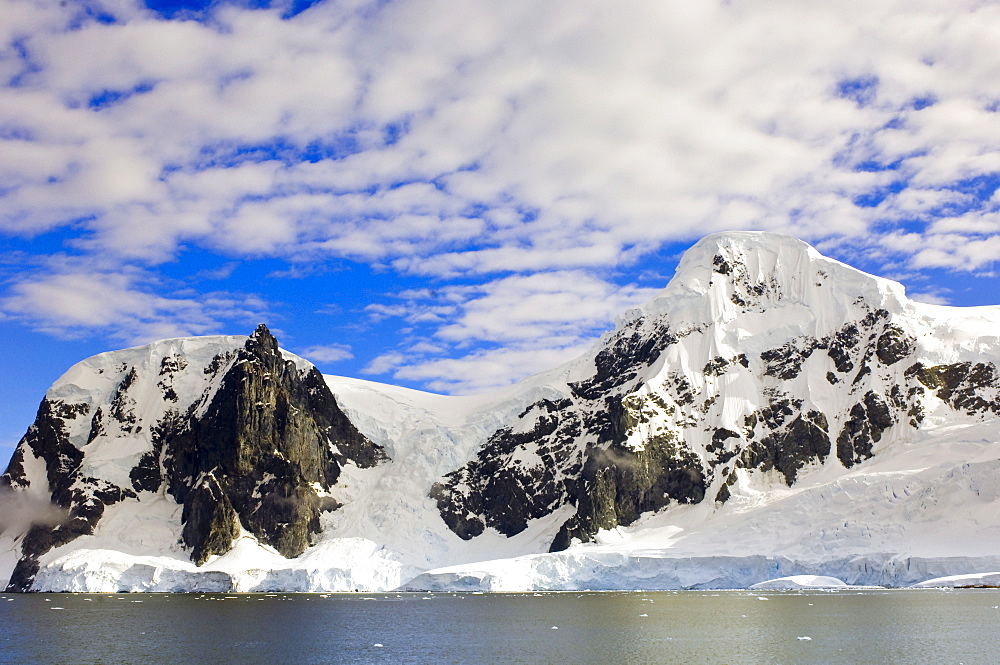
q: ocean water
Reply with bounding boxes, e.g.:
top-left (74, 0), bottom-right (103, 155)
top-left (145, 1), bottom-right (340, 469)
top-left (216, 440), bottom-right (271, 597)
top-left (1, 589), bottom-right (998, 664)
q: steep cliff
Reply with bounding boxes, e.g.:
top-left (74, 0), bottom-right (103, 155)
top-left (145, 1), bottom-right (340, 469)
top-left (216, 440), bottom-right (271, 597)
top-left (1, 325), bottom-right (385, 590)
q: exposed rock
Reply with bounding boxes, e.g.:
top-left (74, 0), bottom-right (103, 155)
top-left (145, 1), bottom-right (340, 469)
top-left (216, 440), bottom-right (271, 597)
top-left (712, 253), bottom-right (732, 275)
top-left (761, 338), bottom-right (818, 380)
top-left (431, 398), bottom-right (580, 540)
top-left (715, 472), bottom-right (738, 504)
top-left (4, 324), bottom-right (387, 590)
top-left (550, 428), bottom-right (705, 551)
top-left (3, 398), bottom-right (136, 591)
top-left (434, 375), bottom-right (709, 552)
top-left (704, 354), bottom-right (749, 377)
top-left (826, 324), bottom-right (859, 374)
top-left (164, 324), bottom-right (386, 561)
top-left (740, 407), bottom-right (830, 485)
top-left (128, 409), bottom-right (184, 493)
top-left (181, 475), bottom-right (241, 565)
top-left (836, 391), bottom-right (895, 468)
top-left (108, 368), bottom-right (139, 432)
top-left (434, 341), bottom-right (711, 551)
top-left (907, 362), bottom-right (1000, 416)
top-left (569, 317), bottom-right (677, 400)
top-left (875, 325), bottom-right (915, 366)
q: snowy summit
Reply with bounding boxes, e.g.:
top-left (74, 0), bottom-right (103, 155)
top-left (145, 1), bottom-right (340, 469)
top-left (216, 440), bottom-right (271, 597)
top-left (2, 232), bottom-right (1000, 592)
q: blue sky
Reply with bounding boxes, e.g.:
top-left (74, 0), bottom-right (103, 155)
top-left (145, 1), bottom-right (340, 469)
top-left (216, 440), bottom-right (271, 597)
top-left (2, 0), bottom-right (1000, 460)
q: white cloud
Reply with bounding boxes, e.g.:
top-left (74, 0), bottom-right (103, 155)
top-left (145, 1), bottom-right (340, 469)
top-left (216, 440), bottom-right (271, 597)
top-left (361, 351), bottom-right (406, 375)
top-left (3, 0), bottom-right (1000, 393)
top-left (1, 267), bottom-right (268, 344)
top-left (911, 234), bottom-right (1000, 271)
top-left (391, 344), bottom-right (593, 395)
top-left (297, 343), bottom-right (354, 364)
top-left (360, 271), bottom-right (660, 391)
top-left (907, 291), bottom-right (951, 306)
top-left (433, 271), bottom-right (659, 344)
top-left (4, 0), bottom-right (1000, 273)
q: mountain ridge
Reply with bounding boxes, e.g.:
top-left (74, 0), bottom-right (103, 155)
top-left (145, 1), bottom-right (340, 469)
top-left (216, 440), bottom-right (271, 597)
top-left (2, 231), bottom-right (999, 592)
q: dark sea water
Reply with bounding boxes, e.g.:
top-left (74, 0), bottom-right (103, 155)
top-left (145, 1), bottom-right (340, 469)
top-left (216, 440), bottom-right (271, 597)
top-left (1, 589), bottom-right (998, 664)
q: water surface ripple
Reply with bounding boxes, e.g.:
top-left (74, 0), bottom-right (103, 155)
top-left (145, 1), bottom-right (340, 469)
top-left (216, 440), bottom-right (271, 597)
top-left (1, 589), bottom-right (998, 664)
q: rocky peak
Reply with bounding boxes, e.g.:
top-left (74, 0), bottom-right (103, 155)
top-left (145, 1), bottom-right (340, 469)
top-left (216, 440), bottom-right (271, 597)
top-left (4, 325), bottom-right (388, 588)
top-left (245, 323), bottom-right (280, 358)
top-left (637, 232), bottom-right (909, 331)
top-left (163, 327), bottom-right (387, 563)
top-left (431, 232), bottom-right (999, 552)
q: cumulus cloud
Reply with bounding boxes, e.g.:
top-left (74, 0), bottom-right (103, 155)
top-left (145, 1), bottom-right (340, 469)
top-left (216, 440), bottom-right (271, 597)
top-left (297, 343), bottom-right (354, 364)
top-left (2, 0), bottom-right (1000, 392)
top-left (1, 266), bottom-right (269, 344)
top-left (362, 351), bottom-right (407, 376)
top-left (391, 345), bottom-right (593, 395)
top-left (4, 0), bottom-right (1000, 268)
top-left (360, 271), bottom-right (660, 392)
top-left (431, 271), bottom-right (660, 344)
top-left (907, 291), bottom-right (951, 306)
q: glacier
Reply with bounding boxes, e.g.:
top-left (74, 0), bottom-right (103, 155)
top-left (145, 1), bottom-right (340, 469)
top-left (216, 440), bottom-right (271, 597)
top-left (2, 231), bottom-right (999, 592)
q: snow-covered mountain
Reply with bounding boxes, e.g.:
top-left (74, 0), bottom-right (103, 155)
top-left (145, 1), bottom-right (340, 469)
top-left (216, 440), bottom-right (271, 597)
top-left (3, 232), bottom-right (1000, 592)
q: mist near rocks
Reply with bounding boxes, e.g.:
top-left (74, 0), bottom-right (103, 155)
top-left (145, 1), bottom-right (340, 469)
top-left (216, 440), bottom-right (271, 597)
top-left (0, 488), bottom-right (67, 535)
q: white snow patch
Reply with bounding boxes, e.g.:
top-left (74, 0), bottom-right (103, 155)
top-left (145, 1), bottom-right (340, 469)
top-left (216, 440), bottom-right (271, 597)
top-left (749, 575), bottom-right (848, 590)
top-left (913, 571), bottom-right (1000, 588)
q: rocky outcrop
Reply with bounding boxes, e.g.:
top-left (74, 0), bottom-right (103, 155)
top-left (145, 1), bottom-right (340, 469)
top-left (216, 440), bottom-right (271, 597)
top-left (550, 426), bottom-right (706, 551)
top-left (430, 398), bottom-right (581, 540)
top-left (836, 391), bottom-right (895, 468)
top-left (163, 325), bottom-right (386, 563)
top-left (739, 399), bottom-right (831, 485)
top-left (907, 361), bottom-right (1000, 417)
top-left (2, 399), bottom-right (136, 591)
top-left (3, 325), bottom-right (387, 588)
top-left (431, 320), bottom-right (709, 552)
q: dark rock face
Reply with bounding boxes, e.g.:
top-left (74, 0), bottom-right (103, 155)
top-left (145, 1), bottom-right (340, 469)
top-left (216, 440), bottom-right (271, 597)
top-left (2, 399), bottom-right (136, 592)
top-left (907, 362), bottom-right (1000, 416)
top-left (180, 475), bottom-right (241, 565)
top-left (739, 397), bottom-right (831, 485)
top-left (432, 316), bottom-right (709, 552)
top-left (876, 325), bottom-right (915, 366)
top-left (163, 325), bottom-right (386, 563)
top-left (570, 316), bottom-right (680, 400)
top-left (757, 311), bottom-right (915, 386)
top-left (836, 391), bottom-right (895, 468)
top-left (761, 338), bottom-right (819, 380)
top-left (3, 324), bottom-right (386, 589)
top-left (550, 427), bottom-right (705, 551)
top-left (430, 398), bottom-right (580, 540)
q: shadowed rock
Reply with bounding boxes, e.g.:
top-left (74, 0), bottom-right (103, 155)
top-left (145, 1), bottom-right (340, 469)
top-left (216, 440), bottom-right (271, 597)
top-left (166, 324), bottom-right (386, 561)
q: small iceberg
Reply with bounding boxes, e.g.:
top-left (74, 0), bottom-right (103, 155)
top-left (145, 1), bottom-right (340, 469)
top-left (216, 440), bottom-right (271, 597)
top-left (749, 575), bottom-right (849, 590)
top-left (913, 572), bottom-right (1000, 588)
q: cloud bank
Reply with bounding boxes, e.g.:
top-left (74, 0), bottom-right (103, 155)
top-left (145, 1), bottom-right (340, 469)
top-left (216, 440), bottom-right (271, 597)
top-left (2, 0), bottom-right (999, 392)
